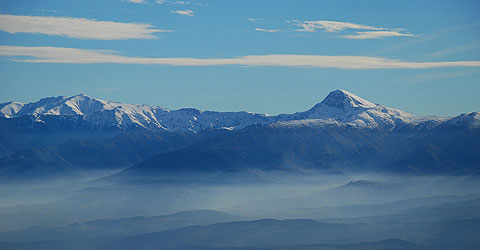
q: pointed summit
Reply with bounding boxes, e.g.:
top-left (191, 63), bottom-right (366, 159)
top-left (63, 94), bottom-right (106, 116)
top-left (320, 89), bottom-right (376, 109)
top-left (71, 93), bottom-right (89, 98)
top-left (67, 94), bottom-right (95, 102)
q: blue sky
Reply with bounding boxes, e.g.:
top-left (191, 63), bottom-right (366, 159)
top-left (0, 0), bottom-right (479, 116)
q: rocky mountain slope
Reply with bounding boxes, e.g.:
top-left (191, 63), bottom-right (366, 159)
top-left (1, 90), bottom-right (478, 180)
top-left (1, 90), bottom-right (463, 132)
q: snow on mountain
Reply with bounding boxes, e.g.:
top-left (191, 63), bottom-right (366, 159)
top-left (278, 89), bottom-right (415, 129)
top-left (439, 112), bottom-right (480, 129)
top-left (0, 90), bottom-right (469, 132)
top-left (0, 101), bottom-right (24, 118)
top-left (269, 119), bottom-right (346, 129)
top-left (319, 89), bottom-right (377, 109)
top-left (0, 94), bottom-right (272, 132)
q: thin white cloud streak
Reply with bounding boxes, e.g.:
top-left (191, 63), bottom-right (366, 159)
top-left (289, 20), bottom-right (417, 39)
top-left (156, 0), bottom-right (192, 4)
top-left (1, 46), bottom-right (479, 69)
top-left (36, 9), bottom-right (57, 13)
top-left (342, 31), bottom-right (417, 39)
top-left (430, 42), bottom-right (480, 57)
top-left (170, 10), bottom-right (194, 16)
top-left (290, 20), bottom-right (384, 32)
top-left (248, 18), bottom-right (263, 23)
top-left (122, 0), bottom-right (145, 3)
top-left (255, 28), bottom-right (280, 33)
top-left (173, 1), bottom-right (191, 4)
top-left (0, 14), bottom-right (169, 40)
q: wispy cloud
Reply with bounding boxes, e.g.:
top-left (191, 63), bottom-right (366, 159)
top-left (430, 42), bottom-right (480, 57)
top-left (173, 1), bottom-right (191, 4)
top-left (248, 18), bottom-right (263, 23)
top-left (255, 28), bottom-right (280, 33)
top-left (0, 14), bottom-right (170, 40)
top-left (36, 9), bottom-right (58, 13)
top-left (289, 20), bottom-right (383, 32)
top-left (170, 10), bottom-right (194, 16)
top-left (288, 20), bottom-right (416, 39)
top-left (342, 31), bottom-right (417, 39)
top-left (156, 0), bottom-right (192, 4)
top-left (1, 46), bottom-right (479, 69)
top-left (122, 0), bottom-right (146, 3)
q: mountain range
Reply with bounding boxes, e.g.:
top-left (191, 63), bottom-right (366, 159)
top-left (2, 89), bottom-right (466, 132)
top-left (0, 90), bottom-right (479, 182)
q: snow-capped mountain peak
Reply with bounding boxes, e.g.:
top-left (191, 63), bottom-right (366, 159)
top-left (0, 94), bottom-right (274, 132)
top-left (319, 89), bottom-right (377, 109)
top-left (0, 101), bottom-right (24, 118)
top-left (440, 112), bottom-right (480, 129)
top-left (20, 94), bottom-right (110, 117)
top-left (1, 90), bottom-right (469, 132)
top-left (278, 89), bottom-right (414, 129)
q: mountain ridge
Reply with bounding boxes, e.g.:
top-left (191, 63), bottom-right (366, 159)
top-left (2, 90), bottom-right (472, 132)
top-left (1, 89), bottom-right (479, 180)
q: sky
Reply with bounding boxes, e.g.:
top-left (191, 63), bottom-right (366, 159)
top-left (0, 0), bottom-right (479, 117)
